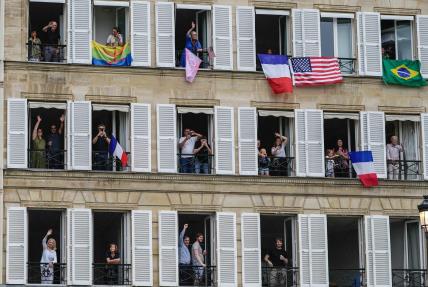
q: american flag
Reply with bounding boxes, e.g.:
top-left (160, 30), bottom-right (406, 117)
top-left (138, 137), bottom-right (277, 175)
top-left (290, 57), bottom-right (343, 86)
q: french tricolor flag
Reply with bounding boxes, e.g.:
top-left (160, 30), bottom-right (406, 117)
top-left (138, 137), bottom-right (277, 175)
top-left (258, 54), bottom-right (293, 94)
top-left (349, 151), bottom-right (378, 187)
top-left (109, 135), bottom-right (128, 168)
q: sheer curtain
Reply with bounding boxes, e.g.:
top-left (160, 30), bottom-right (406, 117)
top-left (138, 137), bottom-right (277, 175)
top-left (118, 111), bottom-right (129, 152)
top-left (337, 19), bottom-right (353, 58)
top-left (406, 222), bottom-right (421, 269)
top-left (401, 121), bottom-right (419, 179)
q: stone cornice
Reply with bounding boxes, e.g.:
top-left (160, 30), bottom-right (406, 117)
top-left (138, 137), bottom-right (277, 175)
top-left (374, 7), bottom-right (420, 15)
top-left (378, 105), bottom-right (426, 114)
top-left (251, 101), bottom-right (300, 110)
top-left (318, 104), bottom-right (365, 112)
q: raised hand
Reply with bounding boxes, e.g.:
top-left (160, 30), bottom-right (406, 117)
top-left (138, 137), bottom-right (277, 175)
top-left (46, 229), bottom-right (53, 236)
top-left (60, 114), bottom-right (65, 123)
top-left (37, 115), bottom-right (42, 122)
top-left (191, 21), bottom-right (196, 29)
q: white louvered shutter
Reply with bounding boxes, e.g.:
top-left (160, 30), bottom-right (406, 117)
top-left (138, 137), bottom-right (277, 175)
top-left (241, 213), bottom-right (261, 287)
top-left (365, 216), bottom-right (392, 287)
top-left (421, 113), bottom-right (428, 180)
top-left (131, 103), bottom-right (151, 172)
top-left (217, 212), bottom-right (237, 287)
top-left (156, 104), bottom-right (177, 173)
top-left (132, 210), bottom-right (153, 286)
top-left (67, 101), bottom-right (72, 169)
top-left (7, 99), bottom-right (28, 168)
top-left (360, 112), bottom-right (386, 178)
top-left (70, 101), bottom-right (91, 170)
top-left (238, 107), bottom-right (257, 175)
top-left (69, 0), bottom-right (92, 64)
top-left (236, 6), bottom-right (256, 71)
top-left (67, 208), bottom-right (92, 285)
top-left (357, 12), bottom-right (382, 76)
top-left (294, 109), bottom-right (324, 177)
top-left (158, 211), bottom-right (178, 286)
top-left (416, 15), bottom-right (428, 78)
top-left (6, 207), bottom-right (27, 285)
top-left (298, 214), bottom-right (329, 287)
top-left (131, 1), bottom-right (151, 66)
top-left (156, 2), bottom-right (175, 67)
top-left (292, 9), bottom-right (321, 57)
top-left (213, 5), bottom-right (233, 70)
top-left (215, 106), bottom-right (235, 175)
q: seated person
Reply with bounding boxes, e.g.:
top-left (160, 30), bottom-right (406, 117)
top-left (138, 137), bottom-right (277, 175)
top-left (106, 27), bottom-right (124, 47)
top-left (180, 22), bottom-right (202, 67)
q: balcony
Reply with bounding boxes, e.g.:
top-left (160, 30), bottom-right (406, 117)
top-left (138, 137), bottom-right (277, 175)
top-left (325, 158), bottom-right (356, 179)
top-left (179, 265), bottom-right (217, 287)
top-left (262, 266), bottom-right (299, 287)
top-left (93, 263), bottom-right (132, 285)
top-left (338, 58), bottom-right (356, 75)
top-left (178, 154), bottom-right (214, 174)
top-left (27, 262), bottom-right (67, 285)
top-left (392, 269), bottom-right (427, 287)
top-left (175, 49), bottom-right (214, 69)
top-left (27, 42), bottom-right (67, 63)
top-left (260, 156), bottom-right (295, 177)
top-left (387, 160), bottom-right (423, 181)
top-left (92, 151), bottom-right (130, 171)
top-left (329, 268), bottom-right (365, 287)
top-left (29, 149), bottom-right (66, 170)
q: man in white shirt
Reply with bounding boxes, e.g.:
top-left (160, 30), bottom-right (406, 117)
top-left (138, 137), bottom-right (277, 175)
top-left (386, 135), bottom-right (403, 180)
top-left (179, 128), bottom-right (202, 173)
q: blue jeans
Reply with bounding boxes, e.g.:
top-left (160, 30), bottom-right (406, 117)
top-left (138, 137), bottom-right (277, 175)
top-left (180, 157), bottom-right (194, 173)
top-left (44, 46), bottom-right (59, 62)
top-left (195, 160), bottom-right (209, 174)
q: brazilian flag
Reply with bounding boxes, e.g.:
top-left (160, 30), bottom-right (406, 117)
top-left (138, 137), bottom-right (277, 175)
top-left (383, 59), bottom-right (427, 87)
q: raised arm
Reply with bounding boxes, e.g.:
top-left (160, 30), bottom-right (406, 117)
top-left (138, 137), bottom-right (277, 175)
top-left (179, 224), bottom-right (188, 247)
top-left (32, 116), bottom-right (42, 141)
top-left (58, 114), bottom-right (65, 135)
top-left (42, 229), bottom-right (53, 250)
top-left (186, 22), bottom-right (196, 37)
top-left (42, 22), bottom-right (52, 32)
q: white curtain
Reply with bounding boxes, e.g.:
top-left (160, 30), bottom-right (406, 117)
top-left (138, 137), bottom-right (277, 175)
top-left (406, 222), bottom-right (421, 269)
top-left (337, 18), bottom-right (353, 58)
top-left (119, 111), bottom-right (129, 151)
top-left (401, 121), bottom-right (419, 180)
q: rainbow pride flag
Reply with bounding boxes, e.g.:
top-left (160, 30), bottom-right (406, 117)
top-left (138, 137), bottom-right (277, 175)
top-left (91, 40), bottom-right (132, 66)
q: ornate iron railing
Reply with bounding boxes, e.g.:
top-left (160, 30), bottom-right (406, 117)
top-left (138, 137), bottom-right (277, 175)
top-left (329, 268), bottom-right (365, 287)
top-left (259, 156), bottom-right (295, 177)
top-left (262, 266), bottom-right (299, 287)
top-left (28, 262), bottom-right (67, 285)
top-left (325, 157), bottom-right (355, 178)
top-left (177, 154), bottom-right (215, 174)
top-left (387, 160), bottom-right (423, 180)
top-left (93, 263), bottom-right (132, 285)
top-left (28, 149), bottom-right (66, 169)
top-left (392, 269), bottom-right (427, 287)
top-left (179, 265), bottom-right (217, 286)
top-left (338, 58), bottom-right (356, 74)
top-left (92, 151), bottom-right (130, 171)
top-left (27, 42), bottom-right (67, 63)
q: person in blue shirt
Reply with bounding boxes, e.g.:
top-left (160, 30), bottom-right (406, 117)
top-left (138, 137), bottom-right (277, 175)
top-left (178, 224), bottom-right (192, 285)
top-left (180, 22), bottom-right (203, 67)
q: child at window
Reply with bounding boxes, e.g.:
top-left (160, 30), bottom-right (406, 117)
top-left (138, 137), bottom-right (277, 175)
top-left (258, 148), bottom-right (270, 176)
top-left (325, 149), bottom-right (336, 178)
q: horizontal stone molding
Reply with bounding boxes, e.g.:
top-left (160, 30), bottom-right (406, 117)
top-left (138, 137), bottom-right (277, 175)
top-left (23, 92), bottom-right (73, 101)
top-left (170, 98), bottom-right (220, 106)
top-left (378, 105), bottom-right (426, 114)
top-left (374, 7), bottom-right (420, 15)
top-left (318, 103), bottom-right (365, 112)
top-left (251, 101), bottom-right (300, 110)
top-left (86, 94), bottom-right (137, 103)
top-left (314, 4), bottom-right (361, 13)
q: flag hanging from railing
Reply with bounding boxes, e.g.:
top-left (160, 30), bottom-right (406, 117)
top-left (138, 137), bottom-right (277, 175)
top-left (185, 48), bottom-right (202, 83)
top-left (258, 54), bottom-right (293, 94)
top-left (349, 151), bottom-right (378, 187)
top-left (290, 57), bottom-right (343, 86)
top-left (91, 41), bottom-right (132, 66)
top-left (109, 135), bottom-right (128, 167)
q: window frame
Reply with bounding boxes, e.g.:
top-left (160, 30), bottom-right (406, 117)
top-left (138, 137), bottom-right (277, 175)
top-left (380, 15), bottom-right (415, 60)
top-left (320, 13), bottom-right (355, 59)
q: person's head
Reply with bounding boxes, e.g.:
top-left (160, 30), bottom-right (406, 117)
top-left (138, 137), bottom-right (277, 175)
top-left (112, 27), bottom-right (120, 36)
top-left (184, 128), bottom-right (191, 136)
top-left (37, 128), bottom-right (43, 138)
top-left (200, 136), bottom-right (207, 145)
top-left (391, 135), bottom-right (399, 144)
top-left (336, 139), bottom-right (343, 148)
top-left (196, 232), bottom-right (204, 243)
top-left (47, 238), bottom-right (56, 250)
top-left (50, 124), bottom-right (57, 134)
top-left (267, 48), bottom-right (273, 54)
top-left (98, 124), bottom-right (106, 133)
top-left (109, 243), bottom-right (118, 252)
top-left (31, 30), bottom-right (38, 38)
top-left (274, 136), bottom-right (282, 147)
top-left (260, 148), bottom-right (267, 157)
top-left (190, 30), bottom-right (198, 41)
top-left (275, 238), bottom-right (283, 249)
top-left (326, 149), bottom-right (334, 157)
top-left (50, 21), bottom-right (58, 31)
top-left (184, 236), bottom-right (190, 246)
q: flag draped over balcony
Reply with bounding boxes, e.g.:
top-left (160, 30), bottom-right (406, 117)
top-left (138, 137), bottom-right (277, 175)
top-left (349, 151), bottom-right (378, 187)
top-left (258, 54), bottom-right (293, 94)
top-left (290, 57), bottom-right (343, 86)
top-left (382, 59), bottom-right (427, 87)
top-left (108, 135), bottom-right (128, 167)
top-left (185, 48), bottom-right (202, 83)
top-left (91, 41), bottom-right (132, 66)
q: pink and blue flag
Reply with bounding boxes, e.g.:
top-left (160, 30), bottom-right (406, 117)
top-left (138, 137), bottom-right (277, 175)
top-left (109, 135), bottom-right (128, 168)
top-left (349, 151), bottom-right (378, 187)
top-left (185, 48), bottom-right (202, 83)
top-left (258, 54), bottom-right (293, 94)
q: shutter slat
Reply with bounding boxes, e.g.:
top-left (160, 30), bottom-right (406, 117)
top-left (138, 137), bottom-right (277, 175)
top-left (215, 106), bottom-right (235, 175)
top-left (213, 5), bottom-right (233, 70)
top-left (292, 9), bottom-right (321, 57)
top-left (417, 15), bottom-right (428, 78)
top-left (70, 0), bottom-right (92, 64)
top-left (7, 99), bottom-right (28, 168)
top-left (217, 212), bottom-right (237, 287)
top-left (131, 1), bottom-right (151, 66)
top-left (159, 211), bottom-right (178, 286)
top-left (238, 107), bottom-right (258, 175)
top-left (6, 207), bottom-right (27, 284)
top-left (236, 6), bottom-right (256, 71)
top-left (156, 2), bottom-right (175, 67)
top-left (156, 104), bottom-right (177, 173)
top-left (71, 101), bottom-right (91, 170)
top-left (131, 103), bottom-right (151, 172)
top-left (132, 210), bottom-right (153, 286)
top-left (241, 213), bottom-right (261, 286)
top-left (357, 12), bottom-right (382, 76)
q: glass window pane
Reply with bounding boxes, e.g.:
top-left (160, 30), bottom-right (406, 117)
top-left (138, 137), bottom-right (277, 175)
top-left (396, 20), bottom-right (412, 60)
top-left (280, 16), bottom-right (287, 55)
top-left (321, 18), bottom-right (334, 57)
top-left (381, 20), bottom-right (396, 59)
top-left (337, 18), bottom-right (352, 58)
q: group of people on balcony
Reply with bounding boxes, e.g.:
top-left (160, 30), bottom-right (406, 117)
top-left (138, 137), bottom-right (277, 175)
top-left (29, 21), bottom-right (61, 62)
top-left (31, 115), bottom-right (64, 169)
top-left (178, 128), bottom-right (213, 174)
top-left (325, 139), bottom-right (350, 178)
top-left (257, 133), bottom-right (289, 176)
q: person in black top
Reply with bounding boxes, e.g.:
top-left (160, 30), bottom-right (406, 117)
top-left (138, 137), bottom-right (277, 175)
top-left (193, 137), bottom-right (212, 174)
top-left (42, 21), bottom-right (61, 62)
top-left (264, 238), bottom-right (288, 286)
top-left (105, 243), bottom-right (121, 285)
top-left (47, 114), bottom-right (65, 169)
top-left (92, 124), bottom-right (111, 170)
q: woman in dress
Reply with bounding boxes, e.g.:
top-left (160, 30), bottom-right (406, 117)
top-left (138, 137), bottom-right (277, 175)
top-left (40, 229), bottom-right (57, 284)
top-left (29, 30), bottom-right (42, 61)
top-left (271, 133), bottom-right (288, 176)
top-left (32, 115), bottom-right (46, 168)
top-left (333, 139), bottom-right (350, 177)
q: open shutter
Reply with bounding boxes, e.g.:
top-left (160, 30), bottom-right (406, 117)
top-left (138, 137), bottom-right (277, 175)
top-left (238, 107), bottom-right (257, 175)
top-left (294, 109), bottom-right (324, 177)
top-left (298, 214), bottom-right (329, 287)
top-left (68, 208), bottom-right (92, 285)
top-left (131, 1), bottom-right (151, 66)
top-left (241, 213), bottom-right (261, 287)
top-left (158, 211), bottom-right (178, 286)
top-left (213, 5), bottom-right (233, 70)
top-left (70, 101), bottom-right (91, 170)
top-left (70, 0), bottom-right (92, 64)
top-left (416, 15), bottom-right (428, 78)
top-left (217, 212), bottom-right (237, 287)
top-left (421, 113), bottom-right (428, 180)
top-left (360, 112), bottom-right (386, 178)
top-left (236, 6), bottom-right (256, 71)
top-left (215, 106), bottom-right (235, 175)
top-left (7, 99), bottom-right (28, 168)
top-left (132, 210), bottom-right (153, 286)
top-left (6, 207), bottom-right (27, 284)
top-left (357, 12), bottom-right (382, 76)
top-left (131, 103), bottom-right (151, 172)
top-left (365, 215), bottom-right (392, 287)
top-left (292, 9), bottom-right (321, 57)
top-left (156, 2), bottom-right (175, 67)
top-left (156, 104), bottom-right (177, 173)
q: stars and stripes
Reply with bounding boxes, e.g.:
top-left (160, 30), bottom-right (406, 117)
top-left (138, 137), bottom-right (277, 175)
top-left (290, 57), bottom-right (343, 86)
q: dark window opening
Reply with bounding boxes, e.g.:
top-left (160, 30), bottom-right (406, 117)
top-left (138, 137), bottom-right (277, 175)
top-left (381, 19), bottom-right (412, 60)
top-left (93, 6), bottom-right (128, 45)
top-left (29, 107), bottom-right (66, 169)
top-left (328, 217), bottom-right (362, 287)
top-left (28, 209), bottom-right (65, 284)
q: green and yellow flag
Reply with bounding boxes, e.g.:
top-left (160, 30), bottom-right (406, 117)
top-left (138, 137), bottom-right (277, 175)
top-left (383, 59), bottom-right (426, 87)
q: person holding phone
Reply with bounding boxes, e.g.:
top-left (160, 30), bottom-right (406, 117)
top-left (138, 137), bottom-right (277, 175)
top-left (92, 124), bottom-right (111, 170)
top-left (264, 238), bottom-right (288, 286)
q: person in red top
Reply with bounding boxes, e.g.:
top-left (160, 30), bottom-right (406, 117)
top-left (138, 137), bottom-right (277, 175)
top-left (333, 139), bottom-right (350, 178)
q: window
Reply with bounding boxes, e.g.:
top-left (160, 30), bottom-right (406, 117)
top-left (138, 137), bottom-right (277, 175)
top-left (385, 115), bottom-right (421, 180)
top-left (28, 1), bottom-right (66, 62)
top-left (92, 104), bottom-right (130, 171)
top-left (381, 17), bottom-right (413, 60)
top-left (257, 110), bottom-right (294, 176)
top-left (28, 102), bottom-right (67, 169)
top-left (255, 9), bottom-right (288, 70)
top-left (93, 3), bottom-right (129, 45)
top-left (320, 13), bottom-right (354, 74)
top-left (175, 5), bottom-right (212, 68)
